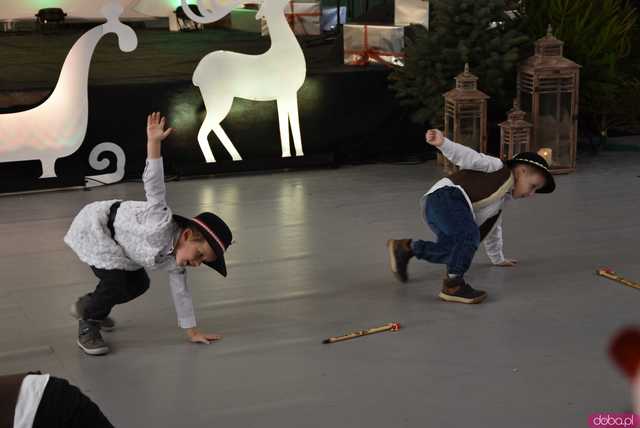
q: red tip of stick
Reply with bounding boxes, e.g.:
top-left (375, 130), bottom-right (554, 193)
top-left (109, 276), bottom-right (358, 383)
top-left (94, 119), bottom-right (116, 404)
top-left (390, 322), bottom-right (401, 331)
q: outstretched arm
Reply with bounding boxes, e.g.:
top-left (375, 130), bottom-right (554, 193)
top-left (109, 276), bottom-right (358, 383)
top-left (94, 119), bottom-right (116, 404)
top-left (143, 112), bottom-right (174, 205)
top-left (146, 112), bottom-right (174, 160)
top-left (426, 129), bottom-right (503, 173)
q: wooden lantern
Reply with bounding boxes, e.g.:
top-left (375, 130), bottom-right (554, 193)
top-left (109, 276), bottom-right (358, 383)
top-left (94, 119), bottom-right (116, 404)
top-left (439, 63), bottom-right (489, 174)
top-left (517, 25), bottom-right (581, 173)
top-left (499, 99), bottom-right (532, 161)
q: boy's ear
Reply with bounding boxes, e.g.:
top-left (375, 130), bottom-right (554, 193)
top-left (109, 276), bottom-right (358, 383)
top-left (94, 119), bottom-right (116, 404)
top-left (514, 165), bottom-right (523, 178)
top-left (181, 228), bottom-right (192, 241)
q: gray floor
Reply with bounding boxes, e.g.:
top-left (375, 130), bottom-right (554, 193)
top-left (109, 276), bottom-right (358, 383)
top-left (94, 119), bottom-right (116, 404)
top-left (1, 150), bottom-right (639, 427)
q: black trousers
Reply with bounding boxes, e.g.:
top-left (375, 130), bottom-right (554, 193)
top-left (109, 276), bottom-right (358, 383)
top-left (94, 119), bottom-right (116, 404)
top-left (80, 267), bottom-right (150, 320)
top-left (32, 377), bottom-right (114, 428)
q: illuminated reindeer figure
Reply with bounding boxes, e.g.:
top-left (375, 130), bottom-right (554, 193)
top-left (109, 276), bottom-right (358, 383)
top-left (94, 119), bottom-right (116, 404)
top-left (0, 1), bottom-right (137, 182)
top-left (181, 0), bottom-right (306, 162)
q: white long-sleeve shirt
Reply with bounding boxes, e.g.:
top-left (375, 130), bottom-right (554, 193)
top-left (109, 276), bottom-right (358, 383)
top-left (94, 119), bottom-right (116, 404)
top-left (64, 158), bottom-right (197, 329)
top-left (420, 138), bottom-right (512, 264)
top-left (13, 374), bottom-right (49, 428)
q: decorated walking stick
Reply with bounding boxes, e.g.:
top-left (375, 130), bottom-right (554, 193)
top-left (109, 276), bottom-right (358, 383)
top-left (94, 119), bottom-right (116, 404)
top-left (322, 322), bottom-right (401, 344)
top-left (596, 268), bottom-right (640, 291)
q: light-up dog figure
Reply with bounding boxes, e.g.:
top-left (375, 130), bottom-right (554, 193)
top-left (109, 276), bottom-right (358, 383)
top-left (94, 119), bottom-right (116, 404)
top-left (181, 0), bottom-right (306, 162)
top-left (0, 1), bottom-right (137, 182)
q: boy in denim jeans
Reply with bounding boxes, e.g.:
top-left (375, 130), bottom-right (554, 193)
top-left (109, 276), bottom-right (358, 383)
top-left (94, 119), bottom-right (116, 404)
top-left (387, 129), bottom-right (555, 303)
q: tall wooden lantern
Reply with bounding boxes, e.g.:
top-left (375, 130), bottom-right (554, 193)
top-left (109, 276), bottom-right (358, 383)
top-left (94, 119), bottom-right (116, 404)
top-left (499, 99), bottom-right (532, 161)
top-left (517, 25), bottom-right (580, 173)
top-left (439, 63), bottom-right (489, 174)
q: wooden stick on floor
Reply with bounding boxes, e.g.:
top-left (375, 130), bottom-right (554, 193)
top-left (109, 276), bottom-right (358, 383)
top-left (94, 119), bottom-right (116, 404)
top-left (322, 322), bottom-right (401, 344)
top-left (596, 268), bottom-right (640, 290)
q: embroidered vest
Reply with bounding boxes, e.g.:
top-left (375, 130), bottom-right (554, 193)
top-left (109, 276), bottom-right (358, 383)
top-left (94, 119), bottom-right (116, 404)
top-left (449, 167), bottom-right (514, 240)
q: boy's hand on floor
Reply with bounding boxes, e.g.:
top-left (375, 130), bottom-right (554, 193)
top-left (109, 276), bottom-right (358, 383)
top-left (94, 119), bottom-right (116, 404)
top-left (426, 129), bottom-right (444, 147)
top-left (187, 328), bottom-right (222, 344)
top-left (495, 259), bottom-right (518, 267)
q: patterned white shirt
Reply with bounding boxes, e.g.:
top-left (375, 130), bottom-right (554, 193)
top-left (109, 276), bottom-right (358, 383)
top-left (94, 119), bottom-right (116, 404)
top-left (64, 158), bottom-right (197, 328)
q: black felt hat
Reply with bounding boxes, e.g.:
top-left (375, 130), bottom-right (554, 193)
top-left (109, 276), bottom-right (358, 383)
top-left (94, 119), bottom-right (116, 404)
top-left (506, 152), bottom-right (556, 194)
top-left (173, 212), bottom-right (232, 277)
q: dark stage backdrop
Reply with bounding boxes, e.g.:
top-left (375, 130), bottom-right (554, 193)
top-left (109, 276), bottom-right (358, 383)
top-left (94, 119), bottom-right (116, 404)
top-left (0, 68), bottom-right (430, 190)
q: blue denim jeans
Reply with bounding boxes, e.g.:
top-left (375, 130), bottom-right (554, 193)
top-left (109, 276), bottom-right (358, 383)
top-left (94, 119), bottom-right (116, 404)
top-left (411, 187), bottom-right (480, 276)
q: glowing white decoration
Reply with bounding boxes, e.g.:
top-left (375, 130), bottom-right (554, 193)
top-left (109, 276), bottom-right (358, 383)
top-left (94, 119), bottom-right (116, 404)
top-left (181, 0), bottom-right (306, 162)
top-left (0, 1), bottom-right (137, 182)
top-left (85, 142), bottom-right (127, 187)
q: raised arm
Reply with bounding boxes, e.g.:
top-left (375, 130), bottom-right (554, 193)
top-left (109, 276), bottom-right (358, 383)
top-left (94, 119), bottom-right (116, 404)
top-left (143, 112), bottom-right (174, 205)
top-left (426, 129), bottom-right (503, 173)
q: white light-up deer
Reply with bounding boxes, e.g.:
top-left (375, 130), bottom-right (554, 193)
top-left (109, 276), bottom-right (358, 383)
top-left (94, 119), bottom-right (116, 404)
top-left (181, 0), bottom-right (306, 162)
top-left (0, 1), bottom-right (137, 182)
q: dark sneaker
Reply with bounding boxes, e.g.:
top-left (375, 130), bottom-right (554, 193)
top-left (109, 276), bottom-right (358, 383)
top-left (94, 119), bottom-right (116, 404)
top-left (439, 277), bottom-right (487, 304)
top-left (387, 239), bottom-right (413, 283)
top-left (77, 320), bottom-right (110, 356)
top-left (70, 299), bottom-right (115, 331)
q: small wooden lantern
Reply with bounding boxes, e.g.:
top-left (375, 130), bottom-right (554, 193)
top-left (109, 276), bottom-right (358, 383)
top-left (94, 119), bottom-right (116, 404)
top-left (517, 25), bottom-right (581, 173)
top-left (499, 99), bottom-right (532, 161)
top-left (439, 63), bottom-right (489, 174)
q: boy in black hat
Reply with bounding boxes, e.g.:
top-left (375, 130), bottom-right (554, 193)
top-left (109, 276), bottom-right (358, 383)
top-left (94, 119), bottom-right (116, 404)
top-left (387, 129), bottom-right (555, 304)
top-left (64, 112), bottom-right (233, 355)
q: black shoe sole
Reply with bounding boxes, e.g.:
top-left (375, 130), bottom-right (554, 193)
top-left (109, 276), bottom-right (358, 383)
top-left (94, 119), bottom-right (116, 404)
top-left (438, 292), bottom-right (487, 304)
